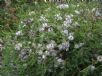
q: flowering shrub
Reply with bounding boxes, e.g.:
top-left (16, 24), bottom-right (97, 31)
top-left (0, 1), bottom-right (102, 76)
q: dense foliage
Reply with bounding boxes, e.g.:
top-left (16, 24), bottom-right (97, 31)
top-left (0, 1), bottom-right (102, 76)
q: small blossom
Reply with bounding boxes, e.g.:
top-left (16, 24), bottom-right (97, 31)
top-left (15, 31), bottom-right (22, 36)
top-left (38, 44), bottom-right (43, 48)
top-left (68, 33), bottom-right (74, 41)
top-left (42, 54), bottom-right (46, 59)
top-left (54, 13), bottom-right (62, 20)
top-left (63, 21), bottom-right (71, 27)
top-left (48, 27), bottom-right (53, 32)
top-left (44, 51), bottom-right (50, 56)
top-left (39, 23), bottom-right (53, 32)
top-left (37, 50), bottom-right (43, 55)
top-left (97, 55), bottom-right (102, 62)
top-left (0, 44), bottom-right (2, 47)
top-left (42, 23), bottom-right (48, 28)
top-left (39, 15), bottom-right (48, 22)
top-left (19, 48), bottom-right (30, 61)
top-left (15, 43), bottom-right (22, 50)
top-left (62, 29), bottom-right (69, 36)
top-left (57, 58), bottom-right (64, 63)
top-left (59, 42), bottom-right (70, 51)
top-left (65, 15), bottom-right (72, 21)
top-left (57, 4), bottom-right (69, 9)
top-left (46, 40), bottom-right (56, 50)
top-left (68, 35), bottom-right (74, 41)
top-left (28, 30), bottom-right (35, 38)
top-left (63, 15), bottom-right (72, 27)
